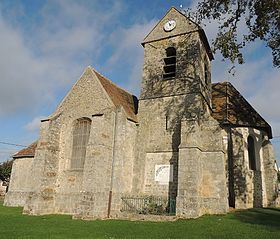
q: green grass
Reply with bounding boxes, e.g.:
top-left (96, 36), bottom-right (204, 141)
top-left (0, 204), bottom-right (279, 239)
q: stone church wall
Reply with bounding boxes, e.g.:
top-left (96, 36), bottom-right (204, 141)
top-left (133, 14), bottom-right (224, 218)
top-left (4, 157), bottom-right (34, 206)
top-left (75, 108), bottom-right (138, 219)
top-left (22, 68), bottom-right (117, 216)
top-left (52, 68), bottom-right (114, 215)
top-left (177, 118), bottom-right (228, 218)
top-left (262, 141), bottom-right (279, 206)
top-left (133, 93), bottom-right (204, 198)
top-left (9, 67), bottom-right (139, 219)
top-left (75, 112), bottom-right (115, 218)
top-left (108, 114), bottom-right (138, 217)
top-left (23, 117), bottom-right (61, 215)
top-left (143, 151), bottom-right (178, 197)
top-left (231, 127), bottom-right (277, 209)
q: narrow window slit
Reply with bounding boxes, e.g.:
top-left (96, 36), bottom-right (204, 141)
top-left (248, 136), bottom-right (256, 170)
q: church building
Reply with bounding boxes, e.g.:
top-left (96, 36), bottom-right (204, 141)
top-left (5, 7), bottom-right (279, 219)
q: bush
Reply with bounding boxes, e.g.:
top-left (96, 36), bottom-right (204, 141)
top-left (0, 160), bottom-right (13, 183)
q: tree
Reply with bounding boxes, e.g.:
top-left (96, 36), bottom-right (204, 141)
top-left (188, 0), bottom-right (280, 68)
top-left (0, 160), bottom-right (13, 184)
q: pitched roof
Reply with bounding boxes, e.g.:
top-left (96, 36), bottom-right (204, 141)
top-left (13, 141), bottom-right (38, 159)
top-left (211, 82), bottom-right (272, 138)
top-left (93, 69), bottom-right (138, 122)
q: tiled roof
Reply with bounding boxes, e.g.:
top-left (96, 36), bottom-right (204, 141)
top-left (211, 82), bottom-right (272, 138)
top-left (13, 141), bottom-right (37, 158)
top-left (93, 69), bottom-right (138, 122)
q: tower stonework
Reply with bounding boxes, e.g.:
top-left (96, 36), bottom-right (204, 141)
top-left (132, 7), bottom-right (228, 218)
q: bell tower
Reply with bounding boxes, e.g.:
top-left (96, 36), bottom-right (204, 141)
top-left (132, 7), bottom-right (223, 217)
top-left (140, 7), bottom-right (213, 107)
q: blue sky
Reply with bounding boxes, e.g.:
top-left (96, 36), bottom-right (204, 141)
top-left (0, 0), bottom-right (279, 166)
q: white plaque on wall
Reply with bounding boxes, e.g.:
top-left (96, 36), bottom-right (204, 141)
top-left (155, 164), bottom-right (173, 185)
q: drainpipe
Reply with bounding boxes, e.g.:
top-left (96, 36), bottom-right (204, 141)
top-left (107, 107), bottom-right (119, 218)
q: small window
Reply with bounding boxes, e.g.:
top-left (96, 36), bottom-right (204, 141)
top-left (204, 62), bottom-right (208, 84)
top-left (71, 118), bottom-right (91, 169)
top-left (248, 136), bottom-right (256, 170)
top-left (204, 57), bottom-right (209, 84)
top-left (163, 47), bottom-right (176, 79)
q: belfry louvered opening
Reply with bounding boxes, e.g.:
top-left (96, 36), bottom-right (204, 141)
top-left (163, 47), bottom-right (176, 79)
top-left (71, 117), bottom-right (91, 169)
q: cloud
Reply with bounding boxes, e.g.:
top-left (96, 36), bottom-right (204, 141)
top-left (105, 19), bottom-right (158, 94)
top-left (25, 116), bottom-right (47, 131)
top-left (0, 15), bottom-right (54, 115)
top-left (0, 0), bottom-right (124, 116)
top-left (247, 69), bottom-right (280, 118)
top-left (37, 0), bottom-right (112, 58)
top-left (236, 58), bottom-right (279, 130)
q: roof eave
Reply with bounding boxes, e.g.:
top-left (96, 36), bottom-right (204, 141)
top-left (13, 154), bottom-right (35, 159)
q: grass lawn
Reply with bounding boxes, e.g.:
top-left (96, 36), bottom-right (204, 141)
top-left (0, 203), bottom-right (279, 239)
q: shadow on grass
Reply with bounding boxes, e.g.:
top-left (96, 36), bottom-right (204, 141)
top-left (233, 208), bottom-right (280, 229)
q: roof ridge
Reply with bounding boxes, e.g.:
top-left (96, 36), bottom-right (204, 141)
top-left (212, 81), bottom-right (229, 85)
top-left (91, 67), bottom-right (135, 98)
top-left (90, 66), bottom-right (138, 122)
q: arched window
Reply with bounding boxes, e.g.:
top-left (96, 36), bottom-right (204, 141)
top-left (71, 118), bottom-right (91, 169)
top-left (248, 136), bottom-right (256, 170)
top-left (163, 47), bottom-right (176, 79)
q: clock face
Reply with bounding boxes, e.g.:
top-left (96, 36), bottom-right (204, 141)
top-left (163, 20), bottom-right (176, 32)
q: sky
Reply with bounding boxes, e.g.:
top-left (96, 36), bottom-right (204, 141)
top-left (0, 0), bottom-right (279, 166)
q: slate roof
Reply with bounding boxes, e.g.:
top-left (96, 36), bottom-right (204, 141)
top-left (13, 141), bottom-right (38, 159)
top-left (211, 82), bottom-right (272, 138)
top-left (93, 69), bottom-right (138, 122)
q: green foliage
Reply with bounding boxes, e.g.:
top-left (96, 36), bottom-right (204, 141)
top-left (0, 205), bottom-right (279, 238)
top-left (188, 0), bottom-right (280, 67)
top-left (0, 160), bottom-right (13, 183)
top-left (277, 170), bottom-right (280, 182)
top-left (142, 202), bottom-right (165, 215)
